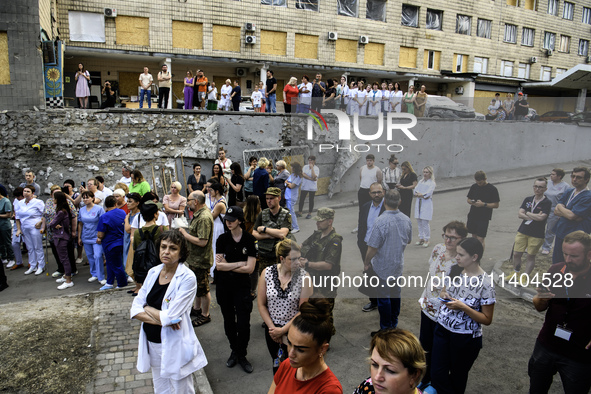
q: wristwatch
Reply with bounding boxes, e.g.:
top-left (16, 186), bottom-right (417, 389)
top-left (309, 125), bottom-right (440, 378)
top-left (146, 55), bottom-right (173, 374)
top-left (484, 203), bottom-right (488, 207)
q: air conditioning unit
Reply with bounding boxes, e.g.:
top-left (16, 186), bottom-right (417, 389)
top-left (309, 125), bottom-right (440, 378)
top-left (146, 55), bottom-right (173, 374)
top-left (104, 8), bottom-right (117, 17)
top-left (245, 22), bottom-right (256, 32)
top-left (455, 86), bottom-right (464, 95)
top-left (546, 49), bottom-right (553, 56)
top-left (586, 55), bottom-right (591, 63)
top-left (359, 35), bottom-right (369, 44)
top-left (236, 68), bottom-right (247, 77)
top-left (530, 56), bottom-right (538, 63)
top-left (245, 35), bottom-right (256, 44)
top-left (328, 32), bottom-right (338, 41)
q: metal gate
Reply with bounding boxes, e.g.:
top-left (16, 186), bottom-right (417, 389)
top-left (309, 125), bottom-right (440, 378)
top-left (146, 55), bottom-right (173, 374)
top-left (242, 146), bottom-right (310, 170)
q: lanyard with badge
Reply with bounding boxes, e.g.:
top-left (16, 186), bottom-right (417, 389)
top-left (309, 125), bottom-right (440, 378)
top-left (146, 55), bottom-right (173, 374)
top-left (524, 197), bottom-right (543, 225)
top-left (554, 285), bottom-right (573, 341)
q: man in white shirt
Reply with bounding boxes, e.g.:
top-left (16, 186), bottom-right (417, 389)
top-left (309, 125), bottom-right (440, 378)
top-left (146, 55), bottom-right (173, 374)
top-left (96, 176), bottom-right (113, 198)
top-left (118, 166), bottom-right (132, 187)
top-left (138, 67), bottom-right (153, 109)
top-left (207, 82), bottom-right (218, 106)
top-left (157, 64), bottom-right (171, 109)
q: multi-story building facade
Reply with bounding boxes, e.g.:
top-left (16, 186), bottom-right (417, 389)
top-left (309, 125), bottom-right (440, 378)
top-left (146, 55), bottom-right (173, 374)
top-left (1, 0), bottom-right (590, 112)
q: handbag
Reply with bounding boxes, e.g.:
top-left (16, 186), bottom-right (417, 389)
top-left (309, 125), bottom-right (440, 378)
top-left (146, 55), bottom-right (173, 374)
top-left (171, 215), bottom-right (189, 229)
top-left (87, 72), bottom-right (92, 87)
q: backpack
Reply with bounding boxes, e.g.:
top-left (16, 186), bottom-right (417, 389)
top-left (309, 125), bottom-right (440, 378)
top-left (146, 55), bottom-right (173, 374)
top-left (133, 226), bottom-right (160, 283)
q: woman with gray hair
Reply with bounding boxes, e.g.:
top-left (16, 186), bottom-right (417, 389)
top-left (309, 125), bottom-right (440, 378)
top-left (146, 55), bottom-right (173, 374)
top-left (273, 160), bottom-right (290, 207)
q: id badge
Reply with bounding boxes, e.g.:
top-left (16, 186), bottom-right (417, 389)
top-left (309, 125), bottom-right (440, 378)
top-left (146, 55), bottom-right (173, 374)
top-left (554, 325), bottom-right (572, 341)
top-left (524, 220), bottom-right (533, 225)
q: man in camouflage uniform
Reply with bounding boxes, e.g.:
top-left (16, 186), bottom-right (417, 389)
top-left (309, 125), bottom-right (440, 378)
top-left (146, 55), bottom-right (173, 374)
top-left (180, 190), bottom-right (214, 327)
top-left (253, 187), bottom-right (292, 275)
top-left (300, 207), bottom-right (343, 334)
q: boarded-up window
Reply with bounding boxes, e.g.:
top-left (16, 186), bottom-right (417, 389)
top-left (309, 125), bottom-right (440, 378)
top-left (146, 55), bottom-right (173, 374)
top-left (524, 0), bottom-right (536, 10)
top-left (212, 25), bottom-right (241, 52)
top-left (364, 43), bottom-right (384, 65)
top-left (261, 30), bottom-right (287, 56)
top-left (172, 21), bottom-right (203, 50)
top-left (335, 39), bottom-right (358, 63)
top-left (0, 32), bottom-right (9, 84)
top-left (116, 16), bottom-right (149, 46)
top-left (399, 47), bottom-right (418, 68)
top-left (295, 34), bottom-right (318, 59)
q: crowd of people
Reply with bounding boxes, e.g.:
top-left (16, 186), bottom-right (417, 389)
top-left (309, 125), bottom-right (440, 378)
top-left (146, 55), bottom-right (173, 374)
top-left (0, 153), bottom-right (590, 394)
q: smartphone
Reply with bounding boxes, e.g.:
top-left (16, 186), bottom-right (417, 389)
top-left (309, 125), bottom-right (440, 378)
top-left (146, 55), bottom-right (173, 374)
top-left (438, 297), bottom-right (452, 303)
top-left (471, 199), bottom-right (476, 203)
top-left (170, 317), bottom-right (182, 324)
top-left (81, 181), bottom-right (86, 188)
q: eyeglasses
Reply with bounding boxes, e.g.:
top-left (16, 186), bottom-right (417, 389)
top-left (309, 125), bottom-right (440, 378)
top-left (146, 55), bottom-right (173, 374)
top-left (442, 234), bottom-right (459, 242)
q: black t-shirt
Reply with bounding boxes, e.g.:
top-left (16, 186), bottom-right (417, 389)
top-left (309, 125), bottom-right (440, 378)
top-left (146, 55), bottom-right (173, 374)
top-left (312, 81), bottom-right (326, 97)
top-left (231, 85), bottom-right (241, 102)
top-left (514, 99), bottom-right (529, 116)
top-left (517, 196), bottom-right (552, 238)
top-left (467, 183), bottom-right (500, 221)
top-left (142, 278), bottom-right (170, 343)
top-left (215, 231), bottom-right (257, 285)
top-left (188, 174), bottom-right (206, 193)
top-left (266, 77), bottom-right (277, 95)
top-left (228, 175), bottom-right (244, 206)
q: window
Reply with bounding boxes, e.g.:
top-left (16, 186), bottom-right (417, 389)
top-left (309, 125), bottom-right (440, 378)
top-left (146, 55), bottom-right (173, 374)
top-left (524, 0), bottom-right (537, 10)
top-left (541, 66), bottom-right (552, 81)
top-left (366, 0), bottom-right (386, 21)
top-left (401, 5), bottom-right (419, 27)
top-left (337, 0), bottom-right (358, 17)
top-left (296, 0), bottom-right (319, 11)
top-left (507, 0), bottom-right (517, 6)
top-left (543, 32), bottom-right (555, 50)
top-left (456, 15), bottom-right (471, 35)
top-left (261, 0), bottom-right (287, 6)
top-left (558, 35), bottom-right (570, 52)
top-left (455, 54), bottom-right (467, 72)
top-left (518, 63), bottom-right (531, 78)
top-left (501, 60), bottom-right (514, 77)
top-left (426, 9), bottom-right (443, 30)
top-left (477, 19), bottom-right (492, 39)
top-left (563, 2), bottom-right (574, 19)
top-left (547, 0), bottom-right (558, 15)
top-left (579, 39), bottom-right (589, 56)
top-left (583, 7), bottom-right (591, 24)
top-left (473, 57), bottom-right (489, 73)
top-left (521, 28), bottom-right (535, 46)
top-left (504, 24), bottom-right (517, 43)
top-left (556, 68), bottom-right (567, 76)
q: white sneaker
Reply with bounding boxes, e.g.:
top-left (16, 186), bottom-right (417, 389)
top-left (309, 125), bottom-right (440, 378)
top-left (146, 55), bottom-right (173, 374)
top-left (35, 267), bottom-right (45, 276)
top-left (51, 271), bottom-right (62, 278)
top-left (2, 259), bottom-right (7, 265)
top-left (88, 276), bottom-right (98, 283)
top-left (99, 279), bottom-right (107, 286)
top-left (56, 277), bottom-right (66, 283)
top-left (24, 267), bottom-right (36, 275)
top-left (127, 276), bottom-right (134, 284)
top-left (57, 281), bottom-right (74, 290)
top-left (291, 229), bottom-right (300, 234)
top-left (6, 261), bottom-right (16, 268)
top-left (76, 258), bottom-right (83, 264)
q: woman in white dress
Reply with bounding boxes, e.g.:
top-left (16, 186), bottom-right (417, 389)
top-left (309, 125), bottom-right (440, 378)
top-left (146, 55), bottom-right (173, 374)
top-left (347, 81), bottom-right (358, 115)
top-left (390, 82), bottom-right (403, 113)
top-left (414, 166), bottom-right (436, 248)
top-left (381, 82), bottom-right (390, 113)
top-left (219, 79), bottom-right (233, 111)
top-left (367, 82), bottom-right (382, 116)
top-left (356, 81), bottom-right (367, 116)
top-left (208, 182), bottom-right (226, 280)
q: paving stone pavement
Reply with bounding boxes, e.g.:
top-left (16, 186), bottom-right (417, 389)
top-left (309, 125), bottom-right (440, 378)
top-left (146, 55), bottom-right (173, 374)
top-left (90, 288), bottom-right (213, 394)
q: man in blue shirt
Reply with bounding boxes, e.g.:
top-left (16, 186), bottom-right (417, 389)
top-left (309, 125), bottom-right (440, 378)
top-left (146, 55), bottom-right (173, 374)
top-left (364, 189), bottom-right (412, 335)
top-left (97, 196), bottom-right (127, 290)
top-left (553, 167), bottom-right (591, 264)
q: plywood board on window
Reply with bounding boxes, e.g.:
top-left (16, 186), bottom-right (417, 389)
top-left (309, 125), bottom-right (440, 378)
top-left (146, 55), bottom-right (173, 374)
top-left (212, 25), bottom-right (241, 52)
top-left (335, 39), bottom-right (357, 63)
top-left (116, 16), bottom-right (149, 46)
top-left (172, 21), bottom-right (203, 50)
top-left (399, 47), bottom-right (418, 68)
top-left (364, 43), bottom-right (384, 65)
top-left (261, 30), bottom-right (287, 56)
top-left (0, 32), bottom-right (10, 84)
top-left (295, 34), bottom-right (318, 59)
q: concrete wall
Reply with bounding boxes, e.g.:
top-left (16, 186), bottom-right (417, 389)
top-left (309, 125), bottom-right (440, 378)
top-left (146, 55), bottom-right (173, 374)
top-left (0, 0), bottom-right (46, 110)
top-left (1, 109), bottom-right (589, 197)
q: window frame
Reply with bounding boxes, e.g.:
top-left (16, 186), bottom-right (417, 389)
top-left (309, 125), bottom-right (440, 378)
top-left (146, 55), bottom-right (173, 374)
top-left (504, 24), bottom-right (517, 43)
top-left (583, 7), bottom-right (591, 24)
top-left (501, 60), bottom-right (514, 77)
top-left (543, 31), bottom-right (556, 50)
top-left (541, 66), bottom-right (552, 81)
top-left (562, 2), bottom-right (574, 19)
top-left (426, 9), bottom-right (443, 30)
top-left (401, 4), bottom-right (419, 27)
top-left (473, 57), bottom-right (489, 73)
top-left (521, 27), bottom-right (535, 46)
top-left (547, 0), bottom-right (559, 15)
top-left (477, 19), bottom-right (492, 39)
top-left (455, 14), bottom-right (472, 35)
top-left (579, 39), bottom-right (589, 56)
top-left (518, 63), bottom-right (531, 78)
top-left (558, 35), bottom-right (570, 53)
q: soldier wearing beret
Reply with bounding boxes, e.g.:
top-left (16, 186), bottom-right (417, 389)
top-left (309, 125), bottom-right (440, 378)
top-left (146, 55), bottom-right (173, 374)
top-left (300, 207), bottom-right (343, 333)
top-left (253, 187), bottom-right (293, 275)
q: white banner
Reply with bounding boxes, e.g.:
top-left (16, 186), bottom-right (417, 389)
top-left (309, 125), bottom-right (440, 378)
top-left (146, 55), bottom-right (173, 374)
top-left (68, 12), bottom-right (105, 43)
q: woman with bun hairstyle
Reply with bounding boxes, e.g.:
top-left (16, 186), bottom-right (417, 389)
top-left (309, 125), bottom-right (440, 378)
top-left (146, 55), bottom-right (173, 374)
top-left (354, 328), bottom-right (427, 394)
top-left (258, 239), bottom-right (312, 374)
top-left (269, 298), bottom-right (342, 393)
top-left (431, 237), bottom-right (495, 394)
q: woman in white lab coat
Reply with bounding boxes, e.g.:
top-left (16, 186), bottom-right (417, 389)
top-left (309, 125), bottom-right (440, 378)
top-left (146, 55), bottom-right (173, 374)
top-left (131, 229), bottom-right (207, 393)
top-left (219, 79), bottom-right (233, 111)
top-left (414, 166), bottom-right (436, 248)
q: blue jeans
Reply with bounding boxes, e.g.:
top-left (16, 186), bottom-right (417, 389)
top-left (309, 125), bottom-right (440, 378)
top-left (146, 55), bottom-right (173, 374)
top-left (266, 93), bottom-right (276, 113)
top-left (104, 245), bottom-right (127, 287)
top-left (84, 242), bottom-right (104, 281)
top-left (286, 199), bottom-right (299, 231)
top-left (528, 340), bottom-right (591, 393)
top-left (139, 88), bottom-right (151, 108)
top-left (296, 103), bottom-right (310, 113)
top-left (376, 276), bottom-right (401, 330)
